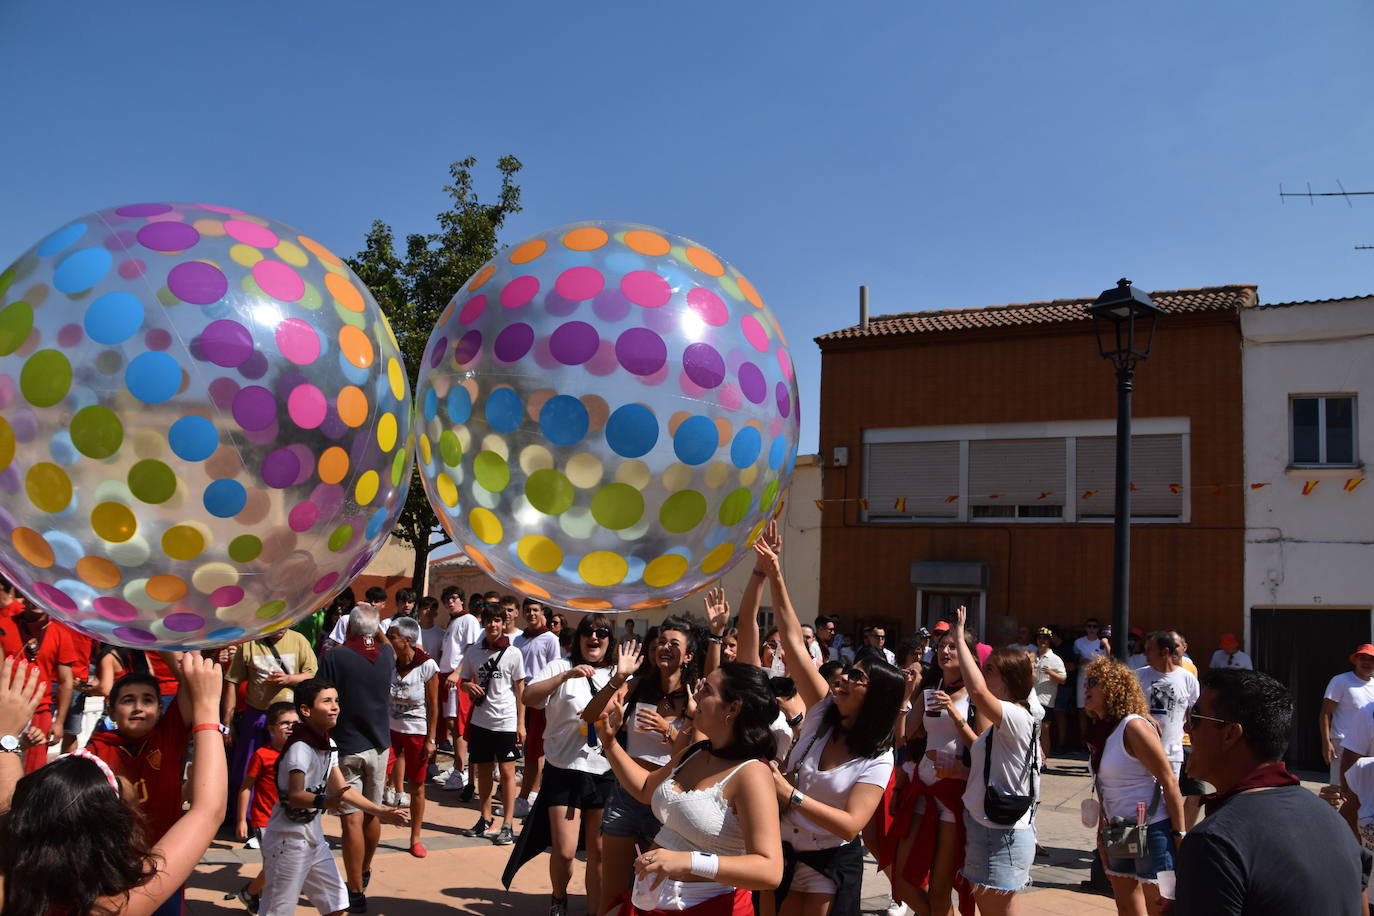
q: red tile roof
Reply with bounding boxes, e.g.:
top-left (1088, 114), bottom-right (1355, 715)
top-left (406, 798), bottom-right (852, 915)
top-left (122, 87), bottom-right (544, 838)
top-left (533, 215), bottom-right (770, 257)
top-left (815, 284), bottom-right (1258, 344)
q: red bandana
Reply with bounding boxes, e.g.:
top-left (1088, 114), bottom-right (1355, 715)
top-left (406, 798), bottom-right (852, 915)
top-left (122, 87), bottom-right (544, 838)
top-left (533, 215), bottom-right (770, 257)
top-left (522, 624), bottom-right (549, 639)
top-left (396, 648), bottom-right (433, 677)
top-left (343, 635), bottom-right (381, 662)
top-left (1204, 761), bottom-right (1300, 813)
top-left (483, 635), bottom-right (511, 651)
top-left (283, 719), bottom-right (333, 754)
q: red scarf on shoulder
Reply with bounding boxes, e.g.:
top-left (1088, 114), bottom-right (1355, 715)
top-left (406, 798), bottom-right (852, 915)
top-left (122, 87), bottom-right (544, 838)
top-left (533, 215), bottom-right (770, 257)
top-left (1204, 761), bottom-right (1300, 813)
top-left (522, 624), bottom-right (549, 639)
top-left (283, 720), bottom-right (333, 754)
top-left (484, 635), bottom-right (511, 651)
top-left (343, 634), bottom-right (381, 662)
top-left (396, 648), bottom-right (433, 677)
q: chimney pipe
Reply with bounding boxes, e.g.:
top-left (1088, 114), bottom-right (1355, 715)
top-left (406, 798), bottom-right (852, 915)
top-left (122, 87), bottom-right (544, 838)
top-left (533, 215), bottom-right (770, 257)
top-left (859, 285), bottom-right (869, 332)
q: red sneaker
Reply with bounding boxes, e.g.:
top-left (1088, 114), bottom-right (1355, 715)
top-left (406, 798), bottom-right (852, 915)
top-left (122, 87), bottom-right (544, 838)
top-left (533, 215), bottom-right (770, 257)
top-left (409, 842), bottom-right (428, 858)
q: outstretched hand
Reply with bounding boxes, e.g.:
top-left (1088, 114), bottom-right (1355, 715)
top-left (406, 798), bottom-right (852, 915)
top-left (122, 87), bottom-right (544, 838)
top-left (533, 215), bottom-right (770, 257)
top-left (615, 641), bottom-right (643, 679)
top-left (0, 656), bottom-right (44, 738)
top-left (703, 587), bottom-right (730, 634)
top-left (954, 605), bottom-right (968, 631)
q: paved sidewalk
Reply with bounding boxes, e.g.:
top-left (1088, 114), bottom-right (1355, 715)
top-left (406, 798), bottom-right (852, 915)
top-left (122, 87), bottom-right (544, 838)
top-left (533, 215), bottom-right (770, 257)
top-left (186, 752), bottom-right (1328, 914)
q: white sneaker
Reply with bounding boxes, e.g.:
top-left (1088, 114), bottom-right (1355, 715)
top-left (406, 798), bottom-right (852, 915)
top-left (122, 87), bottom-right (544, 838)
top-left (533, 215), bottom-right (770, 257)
top-left (432, 767), bottom-right (453, 785)
top-left (397, 791), bottom-right (411, 807)
top-left (443, 769), bottom-right (468, 792)
top-left (514, 796), bottom-right (531, 818)
top-left (886, 900), bottom-right (909, 916)
top-left (383, 787), bottom-right (398, 807)
top-left (244, 835), bottom-right (260, 850)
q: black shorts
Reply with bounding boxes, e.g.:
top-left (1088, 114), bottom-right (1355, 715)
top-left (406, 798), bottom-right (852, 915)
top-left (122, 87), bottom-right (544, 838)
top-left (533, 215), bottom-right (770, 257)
top-left (539, 763), bottom-right (613, 810)
top-left (1178, 746), bottom-right (1212, 796)
top-left (468, 724), bottom-right (520, 764)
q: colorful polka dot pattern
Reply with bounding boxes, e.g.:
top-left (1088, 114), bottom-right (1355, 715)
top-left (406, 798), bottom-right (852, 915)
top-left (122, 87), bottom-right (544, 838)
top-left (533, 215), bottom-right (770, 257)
top-left (415, 222), bottom-right (799, 612)
top-left (0, 204), bottom-right (412, 648)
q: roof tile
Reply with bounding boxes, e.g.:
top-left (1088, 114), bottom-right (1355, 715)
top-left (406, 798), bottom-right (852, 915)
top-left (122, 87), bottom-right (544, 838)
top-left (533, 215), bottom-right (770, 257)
top-left (816, 284), bottom-right (1258, 344)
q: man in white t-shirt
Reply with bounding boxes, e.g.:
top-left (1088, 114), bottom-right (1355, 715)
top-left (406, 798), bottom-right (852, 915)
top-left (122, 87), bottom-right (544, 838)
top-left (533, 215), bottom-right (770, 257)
top-left (1135, 631), bottom-right (1200, 776)
top-left (513, 598), bottom-right (561, 818)
top-left (439, 587), bottom-right (482, 795)
top-left (458, 604), bottom-right (526, 846)
top-left (1208, 633), bottom-right (1253, 672)
top-left (1074, 617), bottom-right (1111, 740)
top-left (324, 588), bottom-right (393, 647)
top-left (1325, 645), bottom-right (1374, 785)
top-left (418, 597), bottom-right (445, 662)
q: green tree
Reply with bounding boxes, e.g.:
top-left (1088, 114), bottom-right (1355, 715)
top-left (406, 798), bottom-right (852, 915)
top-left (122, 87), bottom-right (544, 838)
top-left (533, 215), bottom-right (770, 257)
top-left (347, 155), bottom-right (523, 592)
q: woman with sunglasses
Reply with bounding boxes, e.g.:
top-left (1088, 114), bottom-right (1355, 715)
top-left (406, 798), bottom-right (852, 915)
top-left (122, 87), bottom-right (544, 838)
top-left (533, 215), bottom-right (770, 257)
top-left (504, 615), bottom-right (620, 916)
top-left (753, 525), bottom-right (904, 916)
top-left (950, 607), bottom-right (1038, 915)
top-left (885, 624), bottom-right (984, 916)
top-left (1081, 656), bottom-right (1185, 916)
top-left (584, 615), bottom-right (703, 910)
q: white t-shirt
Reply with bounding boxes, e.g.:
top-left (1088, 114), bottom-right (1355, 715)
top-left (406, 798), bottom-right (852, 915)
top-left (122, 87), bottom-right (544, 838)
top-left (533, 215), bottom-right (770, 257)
top-left (1135, 666), bottom-right (1200, 768)
top-left (1342, 708), bottom-right (1374, 758)
top-left (1209, 649), bottom-right (1253, 671)
top-left (530, 658), bottom-right (613, 773)
top-left (1074, 637), bottom-right (1110, 706)
top-left (514, 630), bottom-right (561, 683)
top-left (962, 701), bottom-right (1039, 830)
top-left (420, 625), bottom-right (445, 662)
top-left (1127, 653), bottom-right (1148, 670)
top-left (440, 613), bottom-right (482, 674)
top-left (1346, 757), bottom-right (1374, 820)
top-left (389, 657), bottom-right (439, 735)
top-left (459, 642), bottom-right (526, 732)
top-left (807, 641), bottom-right (823, 665)
top-left (264, 737), bottom-right (338, 842)
top-left (1327, 672), bottom-right (1374, 744)
top-left (769, 710), bottom-right (795, 765)
top-left (1033, 650), bottom-right (1066, 707)
top-left (781, 697), bottom-right (894, 850)
top-left (327, 615), bottom-right (393, 646)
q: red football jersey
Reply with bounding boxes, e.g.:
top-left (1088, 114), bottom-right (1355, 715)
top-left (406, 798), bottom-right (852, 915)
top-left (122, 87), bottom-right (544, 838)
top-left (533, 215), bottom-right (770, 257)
top-left (244, 745), bottom-right (281, 828)
top-left (87, 700), bottom-right (189, 843)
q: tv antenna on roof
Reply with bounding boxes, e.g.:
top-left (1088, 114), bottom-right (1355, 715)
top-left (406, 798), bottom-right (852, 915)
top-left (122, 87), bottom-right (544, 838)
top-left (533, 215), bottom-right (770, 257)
top-left (1279, 180), bottom-right (1373, 207)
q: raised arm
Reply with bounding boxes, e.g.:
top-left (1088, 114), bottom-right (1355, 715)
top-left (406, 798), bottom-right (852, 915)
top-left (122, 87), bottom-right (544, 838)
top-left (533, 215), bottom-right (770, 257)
top-left (755, 525), bottom-right (828, 710)
top-left (702, 588), bottom-right (730, 676)
top-left (953, 606), bottom-right (1004, 727)
top-left (0, 657), bottom-right (44, 814)
top-left (594, 698), bottom-right (674, 804)
top-left (736, 566), bottom-right (767, 671)
top-left (581, 642), bottom-right (641, 724)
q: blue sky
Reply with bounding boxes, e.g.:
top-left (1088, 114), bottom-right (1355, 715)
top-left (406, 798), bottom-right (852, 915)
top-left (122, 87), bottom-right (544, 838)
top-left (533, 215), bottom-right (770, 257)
top-left (2, 1), bottom-right (1371, 455)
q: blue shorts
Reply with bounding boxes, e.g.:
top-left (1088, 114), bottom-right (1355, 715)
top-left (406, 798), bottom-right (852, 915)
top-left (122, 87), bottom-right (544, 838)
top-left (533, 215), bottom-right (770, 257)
top-left (961, 812), bottom-right (1034, 892)
top-left (1103, 819), bottom-right (1174, 882)
top-left (600, 779), bottom-right (661, 841)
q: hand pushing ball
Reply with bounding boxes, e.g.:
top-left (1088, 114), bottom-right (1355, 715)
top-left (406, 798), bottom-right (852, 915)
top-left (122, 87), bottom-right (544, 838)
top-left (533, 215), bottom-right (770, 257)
top-left (415, 221), bottom-right (799, 612)
top-left (0, 203), bottom-right (412, 648)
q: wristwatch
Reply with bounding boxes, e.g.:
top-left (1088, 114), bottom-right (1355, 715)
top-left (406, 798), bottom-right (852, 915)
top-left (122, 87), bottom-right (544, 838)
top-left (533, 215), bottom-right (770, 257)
top-left (789, 789), bottom-right (805, 809)
top-left (0, 734), bottom-right (20, 754)
top-left (707, 634), bottom-right (723, 644)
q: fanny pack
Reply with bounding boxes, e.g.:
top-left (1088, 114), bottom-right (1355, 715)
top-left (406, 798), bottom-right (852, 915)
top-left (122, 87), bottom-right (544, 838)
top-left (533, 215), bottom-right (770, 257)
top-left (1097, 778), bottom-right (1161, 858)
top-left (981, 720), bottom-right (1039, 826)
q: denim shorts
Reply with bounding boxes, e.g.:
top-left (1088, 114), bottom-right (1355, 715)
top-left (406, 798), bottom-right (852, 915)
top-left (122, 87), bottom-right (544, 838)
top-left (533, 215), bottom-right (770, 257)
top-left (1103, 819), bottom-right (1174, 882)
top-left (600, 778), bottom-right (662, 840)
top-left (961, 812), bottom-right (1034, 892)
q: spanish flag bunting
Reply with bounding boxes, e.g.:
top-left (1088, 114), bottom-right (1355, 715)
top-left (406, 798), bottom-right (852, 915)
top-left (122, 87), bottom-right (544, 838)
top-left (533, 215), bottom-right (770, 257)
top-left (1250, 483), bottom-right (1269, 490)
top-left (1346, 478), bottom-right (1365, 493)
top-left (1168, 483), bottom-right (1182, 494)
top-left (1302, 481), bottom-right (1319, 495)
top-left (944, 495), bottom-right (959, 503)
top-left (1037, 491), bottom-right (1052, 500)
top-left (1082, 489), bottom-right (1099, 499)
top-left (894, 497), bottom-right (907, 512)
top-left (858, 497), bottom-right (869, 510)
top-left (1129, 483), bottom-right (1140, 492)
top-left (814, 499), bottom-right (824, 512)
top-left (989, 493), bottom-right (1004, 499)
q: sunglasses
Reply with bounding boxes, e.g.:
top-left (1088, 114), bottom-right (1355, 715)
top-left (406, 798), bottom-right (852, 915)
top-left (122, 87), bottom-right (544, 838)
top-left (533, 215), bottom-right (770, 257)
top-left (1187, 711), bottom-right (1231, 728)
top-left (1084, 677), bottom-right (1100, 688)
top-left (583, 627), bottom-right (612, 639)
top-left (765, 641), bottom-right (781, 650)
top-left (842, 667), bottom-right (869, 685)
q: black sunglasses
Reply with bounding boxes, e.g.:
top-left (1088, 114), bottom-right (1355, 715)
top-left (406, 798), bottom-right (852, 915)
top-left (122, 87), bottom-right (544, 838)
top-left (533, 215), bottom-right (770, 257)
top-left (842, 667), bottom-right (869, 685)
top-left (583, 627), bottom-right (612, 639)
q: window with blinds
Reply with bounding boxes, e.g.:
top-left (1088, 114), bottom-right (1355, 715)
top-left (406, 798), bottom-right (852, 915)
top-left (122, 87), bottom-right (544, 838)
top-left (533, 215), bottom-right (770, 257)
top-left (864, 441), bottom-right (960, 518)
top-left (1075, 434), bottom-right (1184, 518)
top-left (968, 438), bottom-right (1065, 518)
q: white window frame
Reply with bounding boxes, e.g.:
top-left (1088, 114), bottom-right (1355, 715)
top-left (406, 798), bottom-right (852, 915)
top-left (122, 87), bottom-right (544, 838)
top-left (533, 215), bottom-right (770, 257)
top-left (1289, 394), bottom-right (1358, 468)
top-left (862, 418), bottom-right (1191, 525)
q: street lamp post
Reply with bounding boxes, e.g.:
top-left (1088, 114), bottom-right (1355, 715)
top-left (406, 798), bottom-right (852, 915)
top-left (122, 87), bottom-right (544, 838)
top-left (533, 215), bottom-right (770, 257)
top-left (1087, 279), bottom-right (1162, 661)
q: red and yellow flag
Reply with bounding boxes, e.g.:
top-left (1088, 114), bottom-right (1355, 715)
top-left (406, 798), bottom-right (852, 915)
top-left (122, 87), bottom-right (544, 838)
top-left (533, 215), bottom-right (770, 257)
top-left (894, 497), bottom-right (907, 512)
top-left (1346, 478), bottom-right (1365, 493)
top-left (1168, 483), bottom-right (1182, 494)
top-left (1082, 489), bottom-right (1099, 499)
top-left (814, 499), bottom-right (824, 512)
top-left (1037, 491), bottom-right (1052, 500)
top-left (1250, 483), bottom-right (1269, 490)
top-left (1302, 481), bottom-right (1320, 495)
top-left (943, 495), bottom-right (959, 503)
top-left (858, 497), bottom-right (869, 510)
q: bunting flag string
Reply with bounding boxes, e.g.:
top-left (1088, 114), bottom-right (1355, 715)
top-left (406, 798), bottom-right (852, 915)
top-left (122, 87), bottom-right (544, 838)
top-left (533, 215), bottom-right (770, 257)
top-left (810, 476), bottom-right (1369, 512)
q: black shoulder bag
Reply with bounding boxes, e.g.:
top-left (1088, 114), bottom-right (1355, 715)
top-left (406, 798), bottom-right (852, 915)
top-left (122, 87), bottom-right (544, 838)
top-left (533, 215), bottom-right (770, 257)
top-left (981, 718), bottom-right (1039, 826)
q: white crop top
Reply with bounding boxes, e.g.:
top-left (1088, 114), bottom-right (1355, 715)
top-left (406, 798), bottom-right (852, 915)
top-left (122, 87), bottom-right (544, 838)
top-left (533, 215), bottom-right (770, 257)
top-left (1094, 714), bottom-right (1166, 824)
top-left (651, 744), bottom-right (755, 856)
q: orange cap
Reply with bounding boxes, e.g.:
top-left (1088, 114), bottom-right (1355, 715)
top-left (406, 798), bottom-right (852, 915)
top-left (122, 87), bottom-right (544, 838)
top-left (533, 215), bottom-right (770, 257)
top-left (1219, 633), bottom-right (1240, 651)
top-left (1351, 644), bottom-right (1374, 664)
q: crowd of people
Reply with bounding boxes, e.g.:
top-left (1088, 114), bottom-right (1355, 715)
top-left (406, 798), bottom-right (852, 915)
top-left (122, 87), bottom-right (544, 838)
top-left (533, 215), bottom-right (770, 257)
top-left (1, 539), bottom-right (1372, 915)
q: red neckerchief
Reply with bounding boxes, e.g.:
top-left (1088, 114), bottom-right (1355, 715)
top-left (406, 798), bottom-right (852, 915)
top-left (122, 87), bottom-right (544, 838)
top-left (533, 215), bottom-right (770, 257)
top-left (1204, 761), bottom-right (1300, 813)
top-left (396, 648), bottom-right (433, 677)
top-left (483, 635), bottom-right (511, 651)
top-left (1085, 716), bottom-right (1120, 773)
top-left (15, 613), bottom-right (47, 660)
top-left (522, 624), bottom-right (549, 639)
top-left (880, 776), bottom-right (975, 916)
top-left (342, 635), bottom-right (381, 662)
top-left (283, 720), bottom-right (333, 754)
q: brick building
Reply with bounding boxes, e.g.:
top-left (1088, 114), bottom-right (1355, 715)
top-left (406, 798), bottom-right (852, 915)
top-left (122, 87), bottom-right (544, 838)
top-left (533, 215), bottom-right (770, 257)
top-left (813, 284), bottom-right (1255, 657)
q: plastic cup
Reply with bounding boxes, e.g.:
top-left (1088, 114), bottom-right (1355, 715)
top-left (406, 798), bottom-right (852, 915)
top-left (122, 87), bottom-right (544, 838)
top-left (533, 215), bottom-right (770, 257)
top-left (1156, 870), bottom-right (1176, 900)
top-left (924, 688), bottom-right (941, 716)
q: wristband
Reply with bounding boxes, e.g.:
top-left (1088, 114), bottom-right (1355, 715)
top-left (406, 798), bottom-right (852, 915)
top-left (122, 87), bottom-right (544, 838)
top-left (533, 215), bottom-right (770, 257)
top-left (751, 570), bottom-right (766, 579)
top-left (689, 851), bottom-right (719, 879)
top-left (193, 722), bottom-right (228, 736)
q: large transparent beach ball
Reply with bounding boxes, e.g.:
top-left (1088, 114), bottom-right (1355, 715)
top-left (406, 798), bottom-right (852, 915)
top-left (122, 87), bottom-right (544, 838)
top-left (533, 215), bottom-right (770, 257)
top-left (0, 203), bottom-right (411, 648)
top-left (415, 221), bottom-right (799, 612)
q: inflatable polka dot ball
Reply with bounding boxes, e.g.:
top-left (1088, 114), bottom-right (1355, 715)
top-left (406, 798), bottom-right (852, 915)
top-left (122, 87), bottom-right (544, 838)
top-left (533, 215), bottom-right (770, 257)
top-left (0, 203), bottom-right (412, 648)
top-left (415, 221), bottom-right (799, 612)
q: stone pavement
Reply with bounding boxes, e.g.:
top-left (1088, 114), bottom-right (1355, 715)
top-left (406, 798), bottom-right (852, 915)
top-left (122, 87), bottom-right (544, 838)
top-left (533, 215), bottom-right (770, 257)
top-left (185, 752), bottom-right (1328, 915)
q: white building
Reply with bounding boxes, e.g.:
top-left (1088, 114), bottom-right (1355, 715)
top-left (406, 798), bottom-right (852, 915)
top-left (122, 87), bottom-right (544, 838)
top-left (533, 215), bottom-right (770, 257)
top-left (1243, 295), bottom-right (1374, 765)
